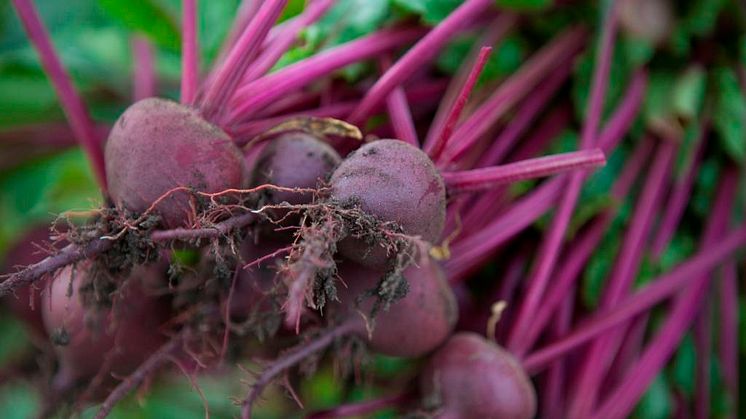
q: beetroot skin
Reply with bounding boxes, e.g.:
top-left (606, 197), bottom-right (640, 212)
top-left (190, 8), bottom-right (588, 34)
top-left (42, 263), bottom-right (169, 391)
top-left (250, 132), bottom-right (341, 205)
top-left (330, 139), bottom-right (446, 266)
top-left (105, 98), bottom-right (248, 227)
top-left (1, 226), bottom-right (53, 339)
top-left (420, 332), bottom-right (537, 419)
top-left (336, 260), bottom-right (457, 357)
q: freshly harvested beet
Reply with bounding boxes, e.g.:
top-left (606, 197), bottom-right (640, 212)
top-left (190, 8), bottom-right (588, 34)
top-left (42, 263), bottom-right (169, 392)
top-left (105, 98), bottom-right (248, 228)
top-left (1, 226), bottom-right (53, 339)
top-left (250, 132), bottom-right (341, 205)
top-left (330, 140), bottom-right (446, 267)
top-left (420, 332), bottom-right (536, 419)
top-left (336, 260), bottom-right (457, 358)
top-left (229, 238), bottom-right (286, 320)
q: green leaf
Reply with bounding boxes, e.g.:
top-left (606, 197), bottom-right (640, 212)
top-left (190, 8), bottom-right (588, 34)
top-left (669, 333), bottom-right (696, 396)
top-left (392, 0), bottom-right (462, 25)
top-left (97, 0), bottom-right (180, 51)
top-left (672, 66), bottom-right (706, 120)
top-left (632, 374), bottom-right (672, 419)
top-left (681, 0), bottom-right (727, 37)
top-left (691, 157), bottom-right (720, 218)
top-left (712, 67), bottom-right (746, 164)
top-left (657, 233), bottom-right (696, 273)
top-left (0, 382), bottom-right (39, 419)
top-left (494, 0), bottom-right (552, 11)
top-left (0, 150), bottom-right (100, 253)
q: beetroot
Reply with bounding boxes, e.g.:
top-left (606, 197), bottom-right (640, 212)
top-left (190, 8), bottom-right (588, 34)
top-left (229, 238), bottom-right (285, 320)
top-left (250, 132), bottom-right (341, 205)
top-left (336, 260), bottom-right (457, 357)
top-left (105, 98), bottom-right (248, 228)
top-left (1, 226), bottom-right (52, 339)
top-left (42, 263), bottom-right (169, 392)
top-left (420, 332), bottom-right (536, 419)
top-left (330, 139), bottom-right (446, 267)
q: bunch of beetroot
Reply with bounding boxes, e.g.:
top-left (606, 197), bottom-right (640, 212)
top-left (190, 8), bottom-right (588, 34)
top-left (1, 0), bottom-right (744, 418)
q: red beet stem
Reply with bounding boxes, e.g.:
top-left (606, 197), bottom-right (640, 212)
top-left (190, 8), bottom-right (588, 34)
top-left (348, 0), bottom-right (494, 124)
top-left (590, 167), bottom-right (740, 419)
top-left (438, 27), bottom-right (586, 164)
top-left (443, 149), bottom-right (606, 194)
top-left (569, 138), bottom-right (675, 417)
top-left (424, 13), bottom-right (516, 151)
top-left (180, 0), bottom-right (199, 105)
top-left (132, 36), bottom-right (156, 101)
top-left (428, 46), bottom-right (492, 160)
top-left (515, 137), bottom-right (653, 354)
top-left (380, 55), bottom-right (419, 146)
top-left (11, 0), bottom-right (107, 191)
top-left (523, 223), bottom-right (746, 376)
top-left (227, 27), bottom-right (426, 124)
top-left (242, 0), bottom-right (334, 84)
top-left (201, 0), bottom-right (287, 120)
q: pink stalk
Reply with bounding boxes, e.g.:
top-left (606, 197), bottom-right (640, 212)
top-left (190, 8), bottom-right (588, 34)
top-left (506, 7), bottom-right (618, 355)
top-left (476, 59), bottom-right (573, 168)
top-left (494, 248), bottom-right (529, 341)
top-left (348, 0), bottom-right (495, 124)
top-left (230, 79), bottom-right (447, 142)
top-left (694, 295), bottom-right (712, 419)
top-left (569, 139), bottom-right (675, 418)
top-left (443, 149), bottom-right (606, 194)
top-left (437, 27), bottom-right (586, 164)
top-left (650, 125), bottom-right (707, 258)
top-left (242, 0), bottom-right (334, 84)
top-left (449, 68), bottom-right (643, 280)
top-left (180, 0), bottom-right (199, 105)
top-left (445, 176), bottom-right (565, 281)
top-left (201, 0), bottom-right (287, 120)
top-left (516, 137), bottom-right (653, 354)
top-left (459, 106), bottom-right (570, 236)
top-left (227, 27), bottom-right (426, 123)
top-left (718, 261), bottom-right (739, 413)
top-left (216, 0), bottom-right (262, 64)
top-left (424, 13), bottom-right (517, 151)
top-left (11, 0), bottom-right (107, 191)
top-left (607, 314), bottom-right (649, 389)
top-left (590, 167), bottom-right (740, 419)
top-left (542, 292), bottom-right (575, 415)
top-left (380, 56), bottom-right (419, 145)
top-left (131, 36), bottom-right (156, 101)
top-left (428, 46), bottom-right (492, 159)
top-left (523, 225), bottom-right (746, 376)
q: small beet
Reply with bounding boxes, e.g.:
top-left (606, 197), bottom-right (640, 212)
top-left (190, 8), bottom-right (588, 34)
top-left (105, 98), bottom-right (248, 228)
top-left (336, 259), bottom-right (457, 357)
top-left (420, 332), bottom-right (537, 419)
top-left (42, 263), bottom-right (169, 393)
top-left (330, 139), bottom-right (446, 267)
top-left (250, 132), bottom-right (341, 205)
top-left (1, 226), bottom-right (54, 339)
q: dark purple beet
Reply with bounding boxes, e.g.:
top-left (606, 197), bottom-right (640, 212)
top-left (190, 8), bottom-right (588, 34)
top-left (105, 98), bottom-right (248, 228)
top-left (336, 259), bottom-right (457, 357)
top-left (420, 332), bottom-right (537, 419)
top-left (250, 132), bottom-right (341, 205)
top-left (1, 226), bottom-right (54, 339)
top-left (330, 139), bottom-right (446, 268)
